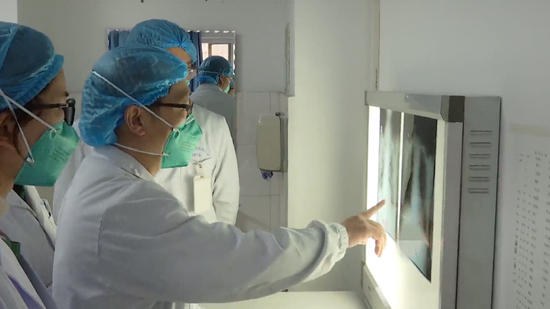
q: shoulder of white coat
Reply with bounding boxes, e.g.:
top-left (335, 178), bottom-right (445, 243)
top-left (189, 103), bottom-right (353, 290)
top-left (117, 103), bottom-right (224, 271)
top-left (192, 105), bottom-right (227, 133)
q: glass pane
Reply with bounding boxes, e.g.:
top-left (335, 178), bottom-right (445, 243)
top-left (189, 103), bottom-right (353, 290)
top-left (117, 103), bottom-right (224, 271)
top-left (211, 44), bottom-right (229, 61)
top-left (201, 43), bottom-right (210, 61)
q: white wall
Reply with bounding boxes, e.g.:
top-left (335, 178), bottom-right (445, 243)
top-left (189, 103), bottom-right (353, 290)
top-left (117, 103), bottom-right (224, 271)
top-left (0, 0), bottom-right (17, 23)
top-left (379, 1), bottom-right (550, 308)
top-left (289, 0), bottom-right (377, 292)
top-left (235, 92), bottom-right (288, 233)
top-left (17, 0), bottom-right (287, 93)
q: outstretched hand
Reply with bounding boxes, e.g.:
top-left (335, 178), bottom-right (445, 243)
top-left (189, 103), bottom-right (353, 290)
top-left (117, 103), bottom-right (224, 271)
top-left (341, 200), bottom-right (387, 257)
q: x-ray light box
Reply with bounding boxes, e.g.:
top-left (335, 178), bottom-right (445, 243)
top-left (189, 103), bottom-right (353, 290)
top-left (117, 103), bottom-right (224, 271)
top-left (362, 91), bottom-right (501, 309)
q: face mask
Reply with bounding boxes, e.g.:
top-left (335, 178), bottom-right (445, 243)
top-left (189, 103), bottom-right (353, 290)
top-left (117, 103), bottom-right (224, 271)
top-left (161, 114), bottom-right (202, 168)
top-left (15, 121), bottom-right (80, 186)
top-left (92, 71), bottom-right (203, 169)
top-left (186, 80), bottom-right (191, 86)
top-left (0, 90), bottom-right (80, 187)
top-left (224, 84), bottom-right (230, 93)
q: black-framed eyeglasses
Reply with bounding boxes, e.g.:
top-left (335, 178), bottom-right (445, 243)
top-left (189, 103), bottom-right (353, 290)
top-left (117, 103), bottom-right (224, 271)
top-left (155, 102), bottom-right (193, 114)
top-left (31, 98), bottom-right (76, 126)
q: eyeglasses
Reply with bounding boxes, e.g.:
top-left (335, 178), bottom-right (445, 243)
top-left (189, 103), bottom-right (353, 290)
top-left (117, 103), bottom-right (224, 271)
top-left (155, 102), bottom-right (193, 113)
top-left (31, 98), bottom-right (76, 126)
top-left (186, 67), bottom-right (198, 81)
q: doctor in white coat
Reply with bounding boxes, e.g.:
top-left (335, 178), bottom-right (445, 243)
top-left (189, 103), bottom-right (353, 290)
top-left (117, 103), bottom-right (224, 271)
top-left (52, 44), bottom-right (387, 309)
top-left (0, 22), bottom-right (79, 308)
top-left (191, 56), bottom-right (237, 140)
top-left (53, 19), bottom-right (239, 225)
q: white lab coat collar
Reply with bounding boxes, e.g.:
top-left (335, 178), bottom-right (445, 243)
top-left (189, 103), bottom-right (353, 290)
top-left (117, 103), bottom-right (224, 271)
top-left (6, 188), bottom-right (57, 247)
top-left (92, 146), bottom-right (156, 182)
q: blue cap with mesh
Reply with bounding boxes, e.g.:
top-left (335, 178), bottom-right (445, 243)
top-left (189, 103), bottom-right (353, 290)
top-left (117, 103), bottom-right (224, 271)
top-left (126, 19), bottom-right (197, 64)
top-left (0, 22), bottom-right (64, 111)
top-left (79, 44), bottom-right (188, 147)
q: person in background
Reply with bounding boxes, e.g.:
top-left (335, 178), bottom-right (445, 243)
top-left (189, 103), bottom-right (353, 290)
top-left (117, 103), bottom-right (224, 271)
top-left (191, 56), bottom-right (237, 141)
top-left (52, 43), bottom-right (387, 309)
top-left (0, 21), bottom-right (79, 308)
top-left (53, 19), bottom-right (239, 225)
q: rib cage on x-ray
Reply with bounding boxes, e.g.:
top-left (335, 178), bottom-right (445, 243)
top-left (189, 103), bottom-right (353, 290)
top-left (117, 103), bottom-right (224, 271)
top-left (399, 114), bottom-right (437, 280)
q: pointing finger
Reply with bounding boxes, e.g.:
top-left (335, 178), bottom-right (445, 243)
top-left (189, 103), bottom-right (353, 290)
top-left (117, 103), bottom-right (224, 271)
top-left (362, 200), bottom-right (386, 218)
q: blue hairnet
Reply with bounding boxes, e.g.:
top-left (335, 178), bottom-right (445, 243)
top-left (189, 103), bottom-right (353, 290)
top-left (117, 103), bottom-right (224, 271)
top-left (126, 19), bottom-right (197, 64)
top-left (79, 44), bottom-right (188, 147)
top-left (0, 22), bottom-right (64, 111)
top-left (198, 56), bottom-right (233, 84)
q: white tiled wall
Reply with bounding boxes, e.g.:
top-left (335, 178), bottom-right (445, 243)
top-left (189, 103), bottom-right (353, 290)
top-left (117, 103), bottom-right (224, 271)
top-left (235, 92), bottom-right (288, 232)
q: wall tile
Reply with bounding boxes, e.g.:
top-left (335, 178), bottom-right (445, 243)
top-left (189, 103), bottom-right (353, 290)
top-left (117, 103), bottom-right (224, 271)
top-left (237, 145), bottom-right (270, 196)
top-left (236, 92), bottom-right (271, 146)
top-left (270, 172), bottom-right (281, 196)
top-left (270, 92), bottom-right (281, 113)
top-left (270, 195), bottom-right (280, 231)
top-left (279, 193), bottom-right (288, 228)
top-left (279, 94), bottom-right (289, 116)
top-left (236, 196), bottom-right (271, 232)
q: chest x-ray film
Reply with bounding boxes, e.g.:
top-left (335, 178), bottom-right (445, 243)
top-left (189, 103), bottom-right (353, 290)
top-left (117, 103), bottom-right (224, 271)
top-left (376, 110), bottom-right (436, 280)
top-left (377, 109), bottom-right (401, 240)
top-left (399, 114), bottom-right (436, 280)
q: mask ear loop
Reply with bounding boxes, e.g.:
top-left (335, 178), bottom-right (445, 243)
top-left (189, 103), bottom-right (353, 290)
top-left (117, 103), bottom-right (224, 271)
top-left (0, 89), bottom-right (57, 165)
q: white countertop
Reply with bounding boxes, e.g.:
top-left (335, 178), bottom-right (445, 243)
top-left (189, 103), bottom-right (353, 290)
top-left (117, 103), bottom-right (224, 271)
top-left (203, 291), bottom-right (368, 309)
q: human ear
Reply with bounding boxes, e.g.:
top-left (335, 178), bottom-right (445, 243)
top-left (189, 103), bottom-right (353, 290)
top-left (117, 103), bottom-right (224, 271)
top-left (123, 105), bottom-right (147, 137)
top-left (0, 111), bottom-right (17, 151)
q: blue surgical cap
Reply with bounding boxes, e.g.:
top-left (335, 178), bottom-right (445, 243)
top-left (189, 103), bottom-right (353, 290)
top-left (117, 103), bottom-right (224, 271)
top-left (0, 22), bottom-right (64, 111)
top-left (198, 56), bottom-right (233, 84)
top-left (126, 19), bottom-right (197, 64)
top-left (79, 44), bottom-right (188, 147)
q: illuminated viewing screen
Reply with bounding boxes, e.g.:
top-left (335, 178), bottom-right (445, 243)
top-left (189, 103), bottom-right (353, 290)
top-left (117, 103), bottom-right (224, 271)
top-left (375, 108), bottom-right (437, 280)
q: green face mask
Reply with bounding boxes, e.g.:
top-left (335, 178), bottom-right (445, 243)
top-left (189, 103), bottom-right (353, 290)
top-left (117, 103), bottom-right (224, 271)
top-left (161, 114), bottom-right (203, 168)
top-left (186, 80), bottom-right (191, 86)
top-left (14, 121), bottom-right (80, 187)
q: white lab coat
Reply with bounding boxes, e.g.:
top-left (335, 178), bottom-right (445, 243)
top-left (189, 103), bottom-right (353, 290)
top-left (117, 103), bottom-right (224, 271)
top-left (0, 197), bottom-right (58, 309)
top-left (53, 146), bottom-right (348, 309)
top-left (52, 105), bottom-right (239, 225)
top-left (191, 83), bottom-right (236, 140)
top-left (0, 186), bottom-right (56, 288)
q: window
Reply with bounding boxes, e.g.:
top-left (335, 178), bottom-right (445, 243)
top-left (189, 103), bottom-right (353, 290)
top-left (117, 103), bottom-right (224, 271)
top-left (201, 42), bottom-right (234, 65)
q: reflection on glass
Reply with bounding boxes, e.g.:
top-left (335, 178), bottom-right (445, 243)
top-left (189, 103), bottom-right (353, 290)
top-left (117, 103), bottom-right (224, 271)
top-left (399, 114), bottom-right (437, 280)
top-left (377, 109), bottom-right (401, 240)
